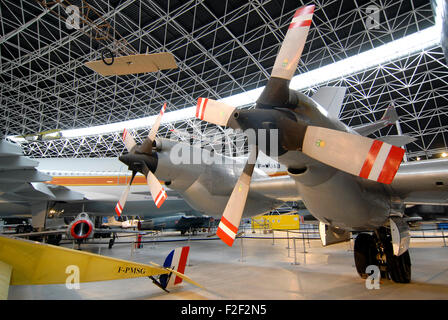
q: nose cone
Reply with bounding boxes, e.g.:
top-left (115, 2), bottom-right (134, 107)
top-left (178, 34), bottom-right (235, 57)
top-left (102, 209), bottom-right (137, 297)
top-left (230, 108), bottom-right (306, 157)
top-left (118, 154), bottom-right (134, 167)
top-left (119, 152), bottom-right (158, 174)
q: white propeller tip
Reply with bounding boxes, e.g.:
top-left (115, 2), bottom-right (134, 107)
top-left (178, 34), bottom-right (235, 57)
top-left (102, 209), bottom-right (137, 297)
top-left (289, 5), bottom-right (315, 29)
top-left (154, 188), bottom-right (167, 208)
top-left (196, 97), bottom-right (208, 121)
top-left (161, 102), bottom-right (167, 115)
top-left (195, 98), bottom-right (236, 127)
top-left (216, 217), bottom-right (238, 246)
top-left (359, 141), bottom-right (405, 184)
top-left (115, 202), bottom-right (123, 217)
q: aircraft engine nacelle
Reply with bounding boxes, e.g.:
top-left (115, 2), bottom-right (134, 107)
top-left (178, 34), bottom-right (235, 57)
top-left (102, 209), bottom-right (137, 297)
top-left (67, 213), bottom-right (93, 240)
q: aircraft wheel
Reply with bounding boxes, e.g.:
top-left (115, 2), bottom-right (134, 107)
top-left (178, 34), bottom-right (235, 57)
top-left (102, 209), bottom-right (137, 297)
top-left (354, 233), bottom-right (378, 279)
top-left (101, 48), bottom-right (114, 66)
top-left (385, 245), bottom-right (411, 283)
top-left (376, 227), bottom-right (411, 283)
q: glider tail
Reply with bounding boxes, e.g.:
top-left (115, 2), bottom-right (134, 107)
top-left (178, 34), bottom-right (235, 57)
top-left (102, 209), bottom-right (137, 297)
top-left (156, 246), bottom-right (190, 290)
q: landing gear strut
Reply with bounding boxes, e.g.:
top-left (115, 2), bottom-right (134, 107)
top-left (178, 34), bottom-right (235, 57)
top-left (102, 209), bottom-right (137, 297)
top-left (354, 227), bottom-right (411, 283)
top-left (46, 234), bottom-right (62, 246)
top-left (108, 233), bottom-right (116, 249)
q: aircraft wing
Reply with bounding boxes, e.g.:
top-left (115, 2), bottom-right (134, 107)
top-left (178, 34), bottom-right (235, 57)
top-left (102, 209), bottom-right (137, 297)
top-left (250, 175), bottom-right (301, 202)
top-left (252, 158), bottom-right (448, 208)
top-left (0, 140), bottom-right (52, 199)
top-left (377, 135), bottom-right (416, 147)
top-left (95, 228), bottom-right (145, 235)
top-left (8, 227), bottom-right (145, 241)
top-left (389, 158), bottom-right (448, 205)
top-left (0, 144), bottom-right (195, 218)
top-left (8, 229), bottom-right (66, 238)
top-left (0, 140), bottom-right (85, 205)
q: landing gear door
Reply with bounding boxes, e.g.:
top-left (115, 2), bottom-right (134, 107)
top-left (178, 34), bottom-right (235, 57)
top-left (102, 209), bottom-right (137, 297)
top-left (390, 217), bottom-right (410, 256)
top-left (319, 222), bottom-right (351, 246)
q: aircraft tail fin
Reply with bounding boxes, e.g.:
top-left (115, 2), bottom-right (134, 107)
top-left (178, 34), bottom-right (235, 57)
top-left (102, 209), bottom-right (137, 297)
top-left (156, 246), bottom-right (191, 290)
top-left (353, 104), bottom-right (400, 136)
top-left (380, 104), bottom-right (399, 124)
top-left (311, 86), bottom-right (347, 119)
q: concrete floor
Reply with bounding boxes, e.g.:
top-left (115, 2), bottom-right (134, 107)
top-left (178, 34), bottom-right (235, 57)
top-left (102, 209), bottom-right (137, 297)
top-left (8, 231), bottom-right (448, 300)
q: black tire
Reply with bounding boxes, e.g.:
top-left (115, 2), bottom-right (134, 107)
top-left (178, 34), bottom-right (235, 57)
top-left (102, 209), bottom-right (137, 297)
top-left (47, 234), bottom-right (62, 246)
top-left (386, 248), bottom-right (411, 283)
top-left (16, 225), bottom-right (25, 233)
top-left (354, 233), bottom-right (378, 279)
top-left (101, 48), bottom-right (114, 66)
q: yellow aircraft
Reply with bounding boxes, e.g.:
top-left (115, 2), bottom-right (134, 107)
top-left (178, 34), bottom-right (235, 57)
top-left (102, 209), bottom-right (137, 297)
top-left (0, 235), bottom-right (202, 299)
top-left (85, 52), bottom-right (177, 76)
top-left (17, 129), bottom-right (62, 142)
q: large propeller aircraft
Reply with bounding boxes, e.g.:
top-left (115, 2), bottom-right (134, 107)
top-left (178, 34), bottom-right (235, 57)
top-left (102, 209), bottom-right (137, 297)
top-left (196, 4), bottom-right (404, 246)
top-left (193, 4), bottom-right (436, 283)
top-left (4, 4), bottom-right (446, 287)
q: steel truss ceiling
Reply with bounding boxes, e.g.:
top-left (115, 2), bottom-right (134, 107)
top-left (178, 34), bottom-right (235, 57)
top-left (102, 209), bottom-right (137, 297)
top-left (0, 0), bottom-right (444, 161)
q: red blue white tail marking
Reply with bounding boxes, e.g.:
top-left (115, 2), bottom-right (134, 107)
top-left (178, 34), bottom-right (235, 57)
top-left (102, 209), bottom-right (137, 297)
top-left (162, 246), bottom-right (190, 288)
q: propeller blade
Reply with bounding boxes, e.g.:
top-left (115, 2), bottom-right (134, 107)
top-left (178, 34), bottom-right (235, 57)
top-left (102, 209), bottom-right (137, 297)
top-left (148, 103), bottom-right (167, 142)
top-left (271, 4), bottom-right (315, 80)
top-left (146, 170), bottom-right (167, 208)
top-left (216, 146), bottom-right (258, 246)
top-left (302, 126), bottom-right (405, 184)
top-left (138, 103), bottom-right (167, 154)
top-left (122, 128), bottom-right (137, 152)
top-left (115, 171), bottom-right (137, 217)
top-left (196, 98), bottom-right (236, 127)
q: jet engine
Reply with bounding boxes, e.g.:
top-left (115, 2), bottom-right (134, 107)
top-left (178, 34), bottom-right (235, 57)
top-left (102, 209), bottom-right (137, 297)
top-left (67, 213), bottom-right (93, 240)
